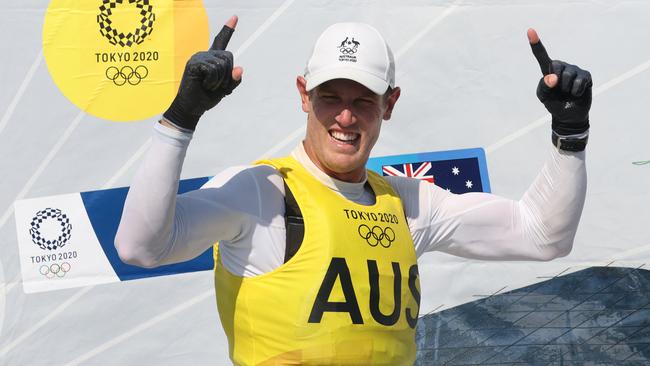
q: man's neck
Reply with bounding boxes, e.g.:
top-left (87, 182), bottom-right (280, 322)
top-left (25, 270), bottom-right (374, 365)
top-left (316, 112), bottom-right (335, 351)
top-left (291, 143), bottom-right (371, 201)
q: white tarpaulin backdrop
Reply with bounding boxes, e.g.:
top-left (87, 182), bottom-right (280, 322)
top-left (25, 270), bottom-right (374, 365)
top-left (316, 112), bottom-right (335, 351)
top-left (1, 0), bottom-right (649, 365)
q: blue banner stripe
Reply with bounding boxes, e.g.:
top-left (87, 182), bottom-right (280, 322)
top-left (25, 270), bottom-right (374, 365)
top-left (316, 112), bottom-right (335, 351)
top-left (80, 177), bottom-right (213, 281)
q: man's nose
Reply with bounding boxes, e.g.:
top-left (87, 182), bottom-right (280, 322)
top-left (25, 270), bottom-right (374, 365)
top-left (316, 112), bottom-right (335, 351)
top-left (335, 108), bottom-right (357, 126)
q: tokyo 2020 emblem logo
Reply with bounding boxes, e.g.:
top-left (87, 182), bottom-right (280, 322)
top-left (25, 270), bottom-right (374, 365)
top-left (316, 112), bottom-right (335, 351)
top-left (29, 208), bottom-right (72, 251)
top-left (97, 0), bottom-right (156, 47)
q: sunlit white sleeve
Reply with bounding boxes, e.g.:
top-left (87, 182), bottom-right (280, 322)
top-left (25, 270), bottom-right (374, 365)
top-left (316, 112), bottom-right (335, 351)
top-left (389, 148), bottom-right (586, 261)
top-left (114, 122), bottom-right (286, 269)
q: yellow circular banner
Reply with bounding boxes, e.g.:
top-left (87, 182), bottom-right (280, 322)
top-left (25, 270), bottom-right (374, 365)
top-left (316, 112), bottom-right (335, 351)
top-left (43, 0), bottom-right (209, 122)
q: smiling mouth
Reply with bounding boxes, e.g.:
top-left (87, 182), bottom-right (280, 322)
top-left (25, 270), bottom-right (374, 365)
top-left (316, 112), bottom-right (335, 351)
top-left (329, 130), bottom-right (359, 144)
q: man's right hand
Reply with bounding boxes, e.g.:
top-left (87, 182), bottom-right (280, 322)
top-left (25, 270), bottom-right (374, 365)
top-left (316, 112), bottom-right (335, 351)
top-left (163, 16), bottom-right (243, 131)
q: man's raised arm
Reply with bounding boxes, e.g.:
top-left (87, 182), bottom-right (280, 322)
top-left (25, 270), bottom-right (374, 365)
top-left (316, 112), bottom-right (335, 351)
top-left (413, 29), bottom-right (590, 261)
top-left (114, 16), bottom-right (246, 268)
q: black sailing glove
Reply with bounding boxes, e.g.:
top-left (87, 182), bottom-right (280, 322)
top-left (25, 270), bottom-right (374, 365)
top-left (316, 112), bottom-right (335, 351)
top-left (529, 31), bottom-right (592, 147)
top-left (163, 25), bottom-right (241, 131)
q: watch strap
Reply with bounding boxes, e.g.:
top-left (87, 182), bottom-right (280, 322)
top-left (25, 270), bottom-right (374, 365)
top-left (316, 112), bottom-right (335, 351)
top-left (552, 131), bottom-right (589, 152)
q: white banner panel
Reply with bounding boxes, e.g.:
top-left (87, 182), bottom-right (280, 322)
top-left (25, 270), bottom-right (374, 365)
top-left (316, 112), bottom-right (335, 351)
top-left (14, 194), bottom-right (120, 293)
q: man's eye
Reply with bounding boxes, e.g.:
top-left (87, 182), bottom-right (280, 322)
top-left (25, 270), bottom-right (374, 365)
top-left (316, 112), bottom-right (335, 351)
top-left (357, 98), bottom-right (375, 105)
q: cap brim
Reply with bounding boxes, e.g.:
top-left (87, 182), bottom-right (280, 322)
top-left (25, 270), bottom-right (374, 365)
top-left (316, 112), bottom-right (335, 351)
top-left (305, 67), bottom-right (389, 95)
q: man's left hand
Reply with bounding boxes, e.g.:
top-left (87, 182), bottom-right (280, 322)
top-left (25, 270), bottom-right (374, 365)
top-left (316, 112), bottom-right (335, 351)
top-left (528, 28), bottom-right (592, 136)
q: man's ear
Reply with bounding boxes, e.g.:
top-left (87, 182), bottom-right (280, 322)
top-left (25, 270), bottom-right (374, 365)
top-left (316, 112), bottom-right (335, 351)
top-left (382, 86), bottom-right (401, 121)
top-left (296, 76), bottom-right (311, 113)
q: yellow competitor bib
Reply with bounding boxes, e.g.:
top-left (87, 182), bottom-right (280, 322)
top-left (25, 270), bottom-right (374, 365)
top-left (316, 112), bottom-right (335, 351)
top-left (214, 156), bottom-right (421, 365)
top-left (42, 0), bottom-right (209, 121)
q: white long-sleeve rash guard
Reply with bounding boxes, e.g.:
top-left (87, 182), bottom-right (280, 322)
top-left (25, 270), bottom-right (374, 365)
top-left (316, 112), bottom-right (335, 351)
top-left (115, 122), bottom-right (587, 276)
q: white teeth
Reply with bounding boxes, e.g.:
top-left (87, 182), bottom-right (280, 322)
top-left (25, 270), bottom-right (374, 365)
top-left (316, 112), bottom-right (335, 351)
top-left (330, 131), bottom-right (358, 142)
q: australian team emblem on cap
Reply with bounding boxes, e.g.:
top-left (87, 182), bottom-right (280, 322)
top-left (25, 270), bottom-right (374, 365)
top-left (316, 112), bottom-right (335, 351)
top-left (338, 36), bottom-right (360, 62)
top-left (304, 22), bottom-right (394, 94)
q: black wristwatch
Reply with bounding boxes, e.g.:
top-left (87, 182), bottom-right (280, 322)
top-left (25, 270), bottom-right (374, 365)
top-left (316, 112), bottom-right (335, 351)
top-left (552, 131), bottom-right (588, 152)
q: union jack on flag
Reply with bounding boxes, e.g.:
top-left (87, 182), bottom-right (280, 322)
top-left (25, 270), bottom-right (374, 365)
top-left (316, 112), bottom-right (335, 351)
top-left (382, 162), bottom-right (434, 183)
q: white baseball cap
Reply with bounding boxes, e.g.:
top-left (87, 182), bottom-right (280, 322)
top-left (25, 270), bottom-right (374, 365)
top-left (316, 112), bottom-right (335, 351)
top-left (304, 22), bottom-right (395, 95)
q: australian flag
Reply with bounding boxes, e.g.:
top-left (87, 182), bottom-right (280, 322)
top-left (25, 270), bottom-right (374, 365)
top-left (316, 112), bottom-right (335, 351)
top-left (367, 148), bottom-right (491, 194)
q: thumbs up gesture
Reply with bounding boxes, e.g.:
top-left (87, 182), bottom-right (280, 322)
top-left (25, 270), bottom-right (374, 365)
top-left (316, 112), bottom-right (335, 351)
top-left (528, 29), bottom-right (592, 141)
top-left (163, 16), bottom-right (243, 131)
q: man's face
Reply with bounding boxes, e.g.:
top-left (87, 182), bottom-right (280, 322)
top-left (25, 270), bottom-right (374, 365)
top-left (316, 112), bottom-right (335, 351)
top-left (297, 77), bottom-right (400, 182)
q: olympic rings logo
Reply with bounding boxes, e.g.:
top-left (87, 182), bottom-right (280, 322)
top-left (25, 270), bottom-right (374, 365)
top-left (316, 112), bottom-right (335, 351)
top-left (358, 224), bottom-right (395, 248)
top-left (105, 65), bottom-right (149, 86)
top-left (39, 262), bottom-right (71, 279)
top-left (338, 47), bottom-right (358, 54)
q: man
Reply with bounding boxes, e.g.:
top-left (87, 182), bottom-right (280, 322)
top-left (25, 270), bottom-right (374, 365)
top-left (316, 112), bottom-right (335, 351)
top-left (115, 15), bottom-right (590, 365)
